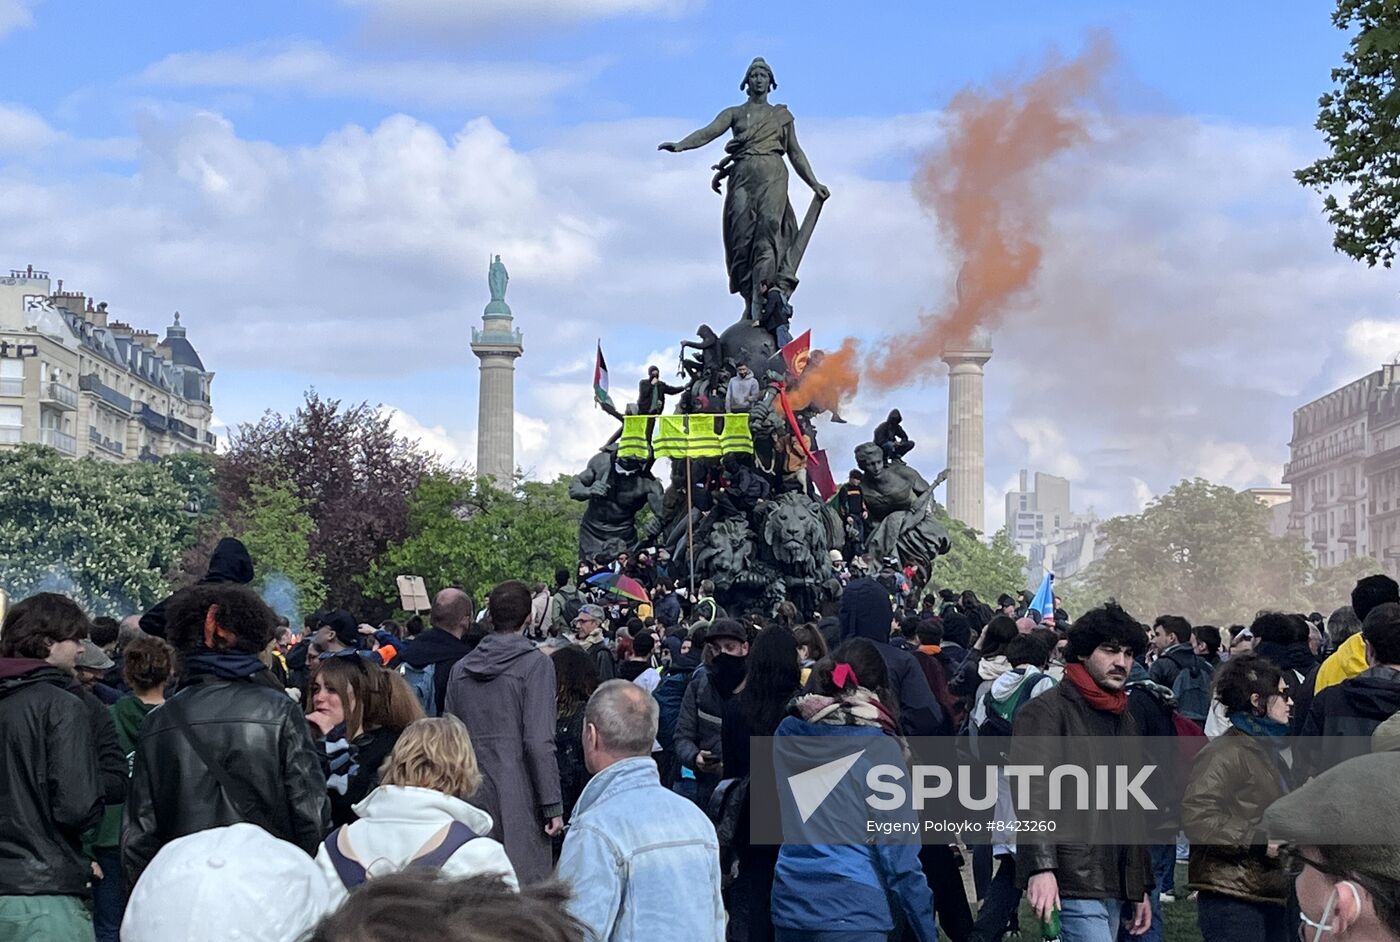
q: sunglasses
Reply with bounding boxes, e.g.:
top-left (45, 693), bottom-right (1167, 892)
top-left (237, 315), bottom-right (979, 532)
top-left (1281, 845), bottom-right (1340, 879)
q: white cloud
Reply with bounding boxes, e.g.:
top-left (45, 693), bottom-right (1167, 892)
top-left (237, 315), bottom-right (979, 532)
top-left (342, 0), bottom-right (694, 39)
top-left (3, 103), bottom-right (1395, 525)
top-left (0, 0), bottom-right (35, 40)
top-left (0, 102), bottom-right (58, 153)
top-left (381, 405), bottom-right (474, 467)
top-left (1345, 318), bottom-right (1400, 374)
top-left (139, 41), bottom-right (597, 112)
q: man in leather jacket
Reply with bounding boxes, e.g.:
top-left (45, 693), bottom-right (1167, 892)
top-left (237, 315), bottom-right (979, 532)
top-left (0, 593), bottom-right (104, 938)
top-left (123, 584), bottom-right (330, 884)
top-left (1014, 605), bottom-right (1153, 942)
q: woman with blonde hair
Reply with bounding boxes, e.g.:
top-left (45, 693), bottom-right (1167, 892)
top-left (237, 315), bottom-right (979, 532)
top-left (314, 715), bottom-right (516, 905)
top-left (307, 655), bottom-right (425, 824)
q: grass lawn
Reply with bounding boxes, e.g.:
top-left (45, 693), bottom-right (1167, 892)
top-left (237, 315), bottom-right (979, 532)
top-left (955, 863), bottom-right (1203, 941)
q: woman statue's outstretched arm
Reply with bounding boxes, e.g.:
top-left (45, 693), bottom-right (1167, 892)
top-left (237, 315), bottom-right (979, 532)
top-left (658, 108), bottom-right (735, 153)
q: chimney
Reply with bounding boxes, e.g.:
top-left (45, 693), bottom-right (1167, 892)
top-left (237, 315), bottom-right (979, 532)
top-left (90, 301), bottom-right (109, 327)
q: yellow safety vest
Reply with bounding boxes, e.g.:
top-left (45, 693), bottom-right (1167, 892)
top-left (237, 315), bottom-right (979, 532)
top-left (617, 414), bottom-right (652, 459)
top-left (718, 413), bottom-right (754, 455)
top-left (652, 415), bottom-right (691, 459)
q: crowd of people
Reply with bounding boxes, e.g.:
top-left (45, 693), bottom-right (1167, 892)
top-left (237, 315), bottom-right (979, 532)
top-left (2, 534), bottom-right (1400, 942)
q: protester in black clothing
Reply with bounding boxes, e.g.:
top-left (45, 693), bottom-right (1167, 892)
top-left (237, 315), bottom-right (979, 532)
top-left (838, 470), bottom-right (869, 555)
top-left (1249, 612), bottom-right (1315, 708)
top-left (839, 576), bottom-right (944, 736)
top-left (399, 588), bottom-right (477, 716)
top-left (1301, 602), bottom-right (1400, 775)
top-left (637, 365), bottom-right (686, 416)
top-left (124, 583), bottom-right (331, 884)
top-left (139, 536), bottom-right (254, 639)
top-left (547, 646), bottom-right (598, 836)
top-left (0, 593), bottom-right (103, 938)
top-left (874, 408), bottom-right (914, 463)
top-left (1191, 625), bottom-right (1223, 669)
top-left (721, 625), bottom-right (800, 942)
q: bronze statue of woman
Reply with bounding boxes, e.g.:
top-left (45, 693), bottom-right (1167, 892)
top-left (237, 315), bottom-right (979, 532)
top-left (659, 58), bottom-right (829, 316)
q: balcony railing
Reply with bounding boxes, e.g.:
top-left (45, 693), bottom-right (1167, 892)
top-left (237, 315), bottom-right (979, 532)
top-left (169, 418), bottom-right (198, 441)
top-left (1340, 521), bottom-right (1358, 542)
top-left (1312, 529), bottom-right (1329, 548)
top-left (0, 425), bottom-right (20, 445)
top-left (40, 381), bottom-right (78, 410)
top-left (88, 426), bottom-right (125, 456)
top-left (40, 427), bottom-right (76, 455)
top-left (79, 374), bottom-right (132, 414)
top-left (138, 403), bottom-right (168, 432)
top-left (1284, 438), bottom-right (1366, 480)
top-left (0, 378), bottom-right (21, 397)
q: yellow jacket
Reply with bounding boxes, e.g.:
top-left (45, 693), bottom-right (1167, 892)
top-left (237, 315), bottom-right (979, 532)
top-left (1315, 632), bottom-right (1369, 693)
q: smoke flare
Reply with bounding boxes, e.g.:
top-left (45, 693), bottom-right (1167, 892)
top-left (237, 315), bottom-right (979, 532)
top-left (793, 37), bottom-right (1113, 411)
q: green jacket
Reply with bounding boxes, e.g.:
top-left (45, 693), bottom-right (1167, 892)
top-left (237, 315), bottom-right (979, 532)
top-left (91, 695), bottom-right (156, 850)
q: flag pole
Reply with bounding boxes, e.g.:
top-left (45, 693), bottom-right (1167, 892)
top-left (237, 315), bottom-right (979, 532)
top-left (685, 421), bottom-right (696, 603)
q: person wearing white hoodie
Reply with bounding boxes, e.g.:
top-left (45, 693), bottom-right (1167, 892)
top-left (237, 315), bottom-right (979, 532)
top-left (965, 634), bottom-right (1057, 942)
top-left (314, 715), bottom-right (517, 907)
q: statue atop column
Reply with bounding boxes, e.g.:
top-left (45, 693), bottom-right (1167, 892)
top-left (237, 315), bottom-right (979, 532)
top-left (486, 254), bottom-right (510, 315)
top-left (658, 57), bottom-right (830, 318)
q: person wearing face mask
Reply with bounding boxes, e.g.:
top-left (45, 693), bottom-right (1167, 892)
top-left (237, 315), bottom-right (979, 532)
top-left (674, 619), bottom-right (749, 810)
top-left (637, 365), bottom-right (686, 417)
top-left (1181, 654), bottom-right (1295, 942)
top-left (1262, 751), bottom-right (1400, 942)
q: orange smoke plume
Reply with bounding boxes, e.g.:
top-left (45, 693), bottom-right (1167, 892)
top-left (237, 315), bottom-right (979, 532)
top-left (797, 37), bottom-right (1112, 408)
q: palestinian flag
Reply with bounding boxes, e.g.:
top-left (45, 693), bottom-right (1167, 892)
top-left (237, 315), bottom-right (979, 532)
top-left (593, 342), bottom-right (613, 409)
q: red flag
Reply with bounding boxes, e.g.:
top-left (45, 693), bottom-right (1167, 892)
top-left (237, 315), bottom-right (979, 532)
top-left (780, 330), bottom-right (811, 378)
top-left (775, 384), bottom-right (815, 463)
top-left (807, 449), bottom-right (837, 501)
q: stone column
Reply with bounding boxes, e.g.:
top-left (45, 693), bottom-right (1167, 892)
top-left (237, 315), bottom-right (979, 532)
top-left (471, 310), bottom-right (523, 485)
top-left (942, 333), bottom-right (992, 533)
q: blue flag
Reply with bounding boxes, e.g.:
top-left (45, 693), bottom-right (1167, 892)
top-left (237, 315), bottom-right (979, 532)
top-left (1029, 572), bottom-right (1055, 622)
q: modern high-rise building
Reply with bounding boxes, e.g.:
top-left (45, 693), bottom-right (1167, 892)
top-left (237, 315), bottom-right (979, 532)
top-left (0, 266), bottom-right (216, 462)
top-left (942, 330), bottom-right (992, 532)
top-left (1003, 468), bottom-right (1100, 588)
top-left (471, 256), bottom-right (523, 484)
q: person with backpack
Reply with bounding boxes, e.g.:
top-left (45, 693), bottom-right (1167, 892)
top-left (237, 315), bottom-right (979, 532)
top-left (548, 568), bottom-right (584, 636)
top-left (967, 634), bottom-right (1057, 942)
top-left (1148, 615), bottom-right (1212, 725)
top-left (653, 636), bottom-right (701, 790)
top-left (398, 588), bottom-right (478, 717)
top-left (313, 715), bottom-right (515, 906)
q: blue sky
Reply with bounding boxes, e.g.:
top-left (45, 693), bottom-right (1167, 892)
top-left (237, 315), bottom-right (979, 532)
top-left (0, 0), bottom-right (1393, 530)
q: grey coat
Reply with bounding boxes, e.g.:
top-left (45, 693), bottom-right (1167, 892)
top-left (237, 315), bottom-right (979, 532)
top-left (444, 631), bottom-right (562, 885)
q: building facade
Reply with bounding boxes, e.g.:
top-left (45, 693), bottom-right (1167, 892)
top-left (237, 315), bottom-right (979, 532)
top-left (1003, 468), bottom-right (1101, 589)
top-left (0, 266), bottom-right (216, 463)
top-left (1284, 362), bottom-right (1400, 575)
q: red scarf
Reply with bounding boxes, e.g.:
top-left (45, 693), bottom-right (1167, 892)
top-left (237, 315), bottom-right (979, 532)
top-left (1065, 663), bottom-right (1127, 715)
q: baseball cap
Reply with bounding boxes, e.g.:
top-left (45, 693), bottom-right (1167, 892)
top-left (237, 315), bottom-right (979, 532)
top-left (318, 609), bottom-right (359, 647)
top-left (76, 639), bottom-right (114, 671)
top-left (122, 823), bottom-right (331, 942)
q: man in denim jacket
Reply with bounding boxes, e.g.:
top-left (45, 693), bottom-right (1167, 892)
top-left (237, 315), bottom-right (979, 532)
top-left (557, 680), bottom-right (725, 942)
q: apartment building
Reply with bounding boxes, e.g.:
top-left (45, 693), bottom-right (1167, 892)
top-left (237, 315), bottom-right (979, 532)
top-left (0, 266), bottom-right (215, 462)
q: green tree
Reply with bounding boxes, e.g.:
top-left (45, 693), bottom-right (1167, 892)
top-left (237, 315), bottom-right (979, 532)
top-left (1297, 0), bottom-right (1400, 266)
top-left (365, 473), bottom-right (583, 607)
top-left (1068, 479), bottom-right (1312, 625)
top-left (0, 445), bottom-right (200, 616)
top-left (220, 391), bottom-right (436, 617)
top-left (235, 481), bottom-right (327, 624)
top-left (929, 507), bottom-right (1029, 604)
top-left (1302, 553), bottom-right (1382, 614)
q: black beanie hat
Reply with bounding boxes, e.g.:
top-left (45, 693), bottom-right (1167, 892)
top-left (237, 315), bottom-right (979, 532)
top-left (319, 609), bottom-right (360, 647)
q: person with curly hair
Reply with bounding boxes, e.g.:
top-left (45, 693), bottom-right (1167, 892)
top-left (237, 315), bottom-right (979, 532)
top-left (123, 584), bottom-right (331, 884)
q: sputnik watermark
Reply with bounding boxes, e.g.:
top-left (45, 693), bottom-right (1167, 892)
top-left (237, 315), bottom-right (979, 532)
top-left (866, 763), bottom-right (1157, 812)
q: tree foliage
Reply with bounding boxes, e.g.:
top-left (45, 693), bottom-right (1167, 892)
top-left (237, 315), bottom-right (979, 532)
top-left (220, 391), bottom-right (435, 616)
top-left (0, 445), bottom-right (201, 616)
top-left (235, 481), bottom-right (327, 625)
top-left (929, 507), bottom-right (1029, 604)
top-left (1297, 0), bottom-right (1400, 266)
top-left (1068, 479), bottom-right (1314, 625)
top-left (365, 473), bottom-right (583, 607)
